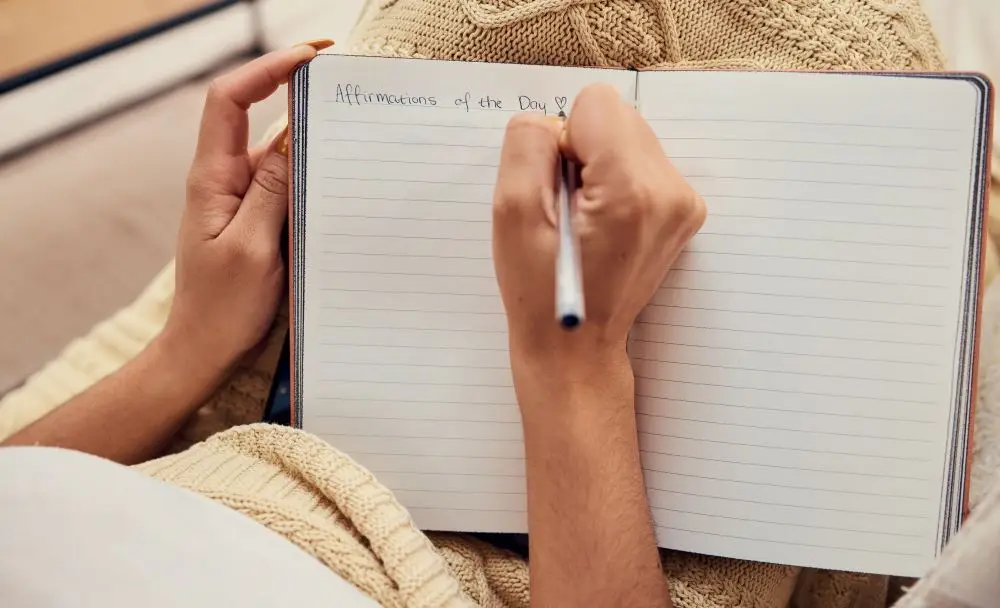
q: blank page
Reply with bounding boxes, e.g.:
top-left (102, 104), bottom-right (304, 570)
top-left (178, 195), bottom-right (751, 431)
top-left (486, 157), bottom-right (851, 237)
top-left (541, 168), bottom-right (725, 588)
top-left (633, 71), bottom-right (984, 576)
top-left (297, 55), bottom-right (636, 533)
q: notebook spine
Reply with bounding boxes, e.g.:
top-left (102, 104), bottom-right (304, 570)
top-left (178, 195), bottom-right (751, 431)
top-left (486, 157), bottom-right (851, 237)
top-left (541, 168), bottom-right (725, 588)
top-left (290, 61), bottom-right (310, 429)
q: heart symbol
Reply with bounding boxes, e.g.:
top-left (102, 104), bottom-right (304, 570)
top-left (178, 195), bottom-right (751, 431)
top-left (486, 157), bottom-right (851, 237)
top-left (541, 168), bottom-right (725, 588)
top-left (555, 96), bottom-right (568, 110)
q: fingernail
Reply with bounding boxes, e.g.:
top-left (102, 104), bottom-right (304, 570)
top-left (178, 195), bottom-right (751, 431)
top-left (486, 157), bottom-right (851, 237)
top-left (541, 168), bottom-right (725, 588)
top-left (273, 126), bottom-right (289, 156)
top-left (298, 38), bottom-right (335, 52)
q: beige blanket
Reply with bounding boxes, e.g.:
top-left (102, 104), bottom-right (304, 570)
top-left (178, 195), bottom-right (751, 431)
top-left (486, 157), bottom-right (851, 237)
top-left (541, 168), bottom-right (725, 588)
top-left (1, 239), bottom-right (998, 607)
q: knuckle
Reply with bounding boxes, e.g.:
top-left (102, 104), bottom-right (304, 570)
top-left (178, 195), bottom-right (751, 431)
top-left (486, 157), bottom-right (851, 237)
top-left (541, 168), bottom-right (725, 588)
top-left (662, 184), bottom-right (706, 234)
top-left (492, 185), bottom-right (533, 223)
top-left (186, 171), bottom-right (209, 200)
top-left (252, 159), bottom-right (288, 198)
top-left (206, 77), bottom-right (230, 105)
top-left (685, 191), bottom-right (708, 230)
top-left (505, 112), bottom-right (549, 137)
top-left (613, 176), bottom-right (654, 222)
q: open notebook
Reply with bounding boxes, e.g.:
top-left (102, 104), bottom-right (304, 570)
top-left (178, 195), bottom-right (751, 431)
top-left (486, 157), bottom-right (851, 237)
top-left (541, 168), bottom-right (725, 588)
top-left (288, 55), bottom-right (992, 577)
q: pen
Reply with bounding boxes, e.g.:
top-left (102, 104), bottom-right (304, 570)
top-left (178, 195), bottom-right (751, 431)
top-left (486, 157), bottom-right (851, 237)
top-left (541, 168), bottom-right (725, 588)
top-left (556, 110), bottom-right (585, 329)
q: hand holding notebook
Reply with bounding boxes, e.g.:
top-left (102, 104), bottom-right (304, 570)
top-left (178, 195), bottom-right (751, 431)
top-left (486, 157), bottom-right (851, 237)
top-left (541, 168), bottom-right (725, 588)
top-left (288, 55), bottom-right (992, 576)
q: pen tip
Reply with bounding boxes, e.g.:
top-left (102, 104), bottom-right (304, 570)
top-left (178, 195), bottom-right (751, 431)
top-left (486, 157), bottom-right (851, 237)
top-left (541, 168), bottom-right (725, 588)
top-left (560, 314), bottom-right (581, 330)
top-left (558, 110), bottom-right (566, 119)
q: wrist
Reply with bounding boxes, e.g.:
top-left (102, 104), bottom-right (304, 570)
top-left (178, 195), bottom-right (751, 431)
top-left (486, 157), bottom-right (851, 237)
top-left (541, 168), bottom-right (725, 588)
top-left (510, 342), bottom-right (635, 419)
top-left (147, 327), bottom-right (233, 402)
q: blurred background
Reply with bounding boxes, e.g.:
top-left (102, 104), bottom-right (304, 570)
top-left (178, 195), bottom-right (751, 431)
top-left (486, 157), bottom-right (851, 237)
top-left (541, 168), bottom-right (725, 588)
top-left (0, 0), bottom-right (996, 396)
top-left (0, 0), bottom-right (365, 393)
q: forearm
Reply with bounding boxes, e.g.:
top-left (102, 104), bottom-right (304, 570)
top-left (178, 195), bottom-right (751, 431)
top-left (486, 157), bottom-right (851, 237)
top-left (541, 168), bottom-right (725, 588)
top-left (516, 349), bottom-right (669, 608)
top-left (1, 332), bottom-right (226, 464)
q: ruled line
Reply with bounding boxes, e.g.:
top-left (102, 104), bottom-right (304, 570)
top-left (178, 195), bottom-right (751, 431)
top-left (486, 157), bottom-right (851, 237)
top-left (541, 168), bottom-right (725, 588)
top-left (319, 251), bottom-right (491, 261)
top-left (632, 356), bottom-right (933, 385)
top-left (323, 157), bottom-right (498, 168)
top-left (648, 507), bottom-right (922, 537)
top-left (320, 340), bottom-right (507, 353)
top-left (321, 194), bottom-right (490, 205)
top-left (646, 463), bottom-right (929, 496)
top-left (633, 376), bottom-right (934, 405)
top-left (636, 412), bottom-right (934, 442)
top-left (319, 323), bottom-right (505, 334)
top-left (334, 449), bottom-right (523, 461)
top-left (692, 233), bottom-right (950, 251)
top-left (321, 359), bottom-right (509, 370)
top-left (368, 470), bottom-right (523, 478)
top-left (655, 155), bottom-right (954, 172)
top-left (324, 118), bottom-right (506, 129)
top-left (323, 215), bottom-right (490, 224)
top-left (314, 431), bottom-right (521, 442)
top-left (317, 269), bottom-right (492, 279)
top-left (707, 213), bottom-right (950, 230)
top-left (321, 137), bottom-right (501, 149)
top-left (701, 192), bottom-right (946, 210)
top-left (634, 320), bottom-right (941, 346)
top-left (648, 116), bottom-right (960, 132)
top-left (644, 304), bottom-right (943, 328)
top-left (644, 487), bottom-right (931, 519)
top-left (634, 394), bottom-right (936, 423)
top-left (687, 174), bottom-right (954, 191)
top-left (662, 136), bottom-right (959, 151)
top-left (638, 446), bottom-right (932, 480)
top-left (668, 268), bottom-right (945, 288)
top-left (312, 397), bottom-right (516, 407)
top-left (318, 306), bottom-right (501, 316)
top-left (317, 233), bottom-right (487, 243)
top-left (680, 251), bottom-right (949, 271)
top-left (318, 378), bottom-right (513, 389)
top-left (652, 525), bottom-right (923, 557)
top-left (389, 487), bottom-right (525, 495)
top-left (324, 176), bottom-right (495, 186)
top-left (638, 430), bottom-right (931, 461)
top-left (406, 505), bottom-right (524, 513)
top-left (629, 338), bottom-right (938, 366)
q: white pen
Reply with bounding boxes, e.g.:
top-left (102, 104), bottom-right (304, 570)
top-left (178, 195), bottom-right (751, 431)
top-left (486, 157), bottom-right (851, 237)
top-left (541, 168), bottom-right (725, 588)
top-left (556, 110), bottom-right (585, 329)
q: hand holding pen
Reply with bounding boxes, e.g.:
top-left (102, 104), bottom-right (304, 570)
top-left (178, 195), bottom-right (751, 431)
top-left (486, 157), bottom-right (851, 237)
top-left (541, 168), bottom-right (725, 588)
top-left (491, 84), bottom-right (705, 362)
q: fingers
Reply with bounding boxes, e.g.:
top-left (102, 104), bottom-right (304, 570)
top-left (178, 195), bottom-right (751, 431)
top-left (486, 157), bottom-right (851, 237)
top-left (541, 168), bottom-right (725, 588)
top-left (194, 45), bottom-right (317, 164)
top-left (230, 137), bottom-right (289, 245)
top-left (560, 83), bottom-right (661, 166)
top-left (493, 114), bottom-right (562, 231)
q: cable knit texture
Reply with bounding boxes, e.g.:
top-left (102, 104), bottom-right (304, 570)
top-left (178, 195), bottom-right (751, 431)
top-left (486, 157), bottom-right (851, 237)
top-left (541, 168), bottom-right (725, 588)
top-left (1, 2), bottom-right (997, 607)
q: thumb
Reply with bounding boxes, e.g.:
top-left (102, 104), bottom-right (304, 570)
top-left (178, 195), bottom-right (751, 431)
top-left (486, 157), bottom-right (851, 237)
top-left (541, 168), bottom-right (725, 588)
top-left (231, 137), bottom-right (288, 241)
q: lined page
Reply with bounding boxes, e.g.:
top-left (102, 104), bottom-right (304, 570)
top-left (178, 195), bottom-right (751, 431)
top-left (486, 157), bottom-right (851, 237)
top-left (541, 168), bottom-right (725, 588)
top-left (300, 55), bottom-right (636, 533)
top-left (634, 71), bottom-right (981, 576)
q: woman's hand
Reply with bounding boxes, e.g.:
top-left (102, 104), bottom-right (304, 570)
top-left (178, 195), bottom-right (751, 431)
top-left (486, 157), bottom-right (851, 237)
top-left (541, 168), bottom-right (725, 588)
top-left (1, 43), bottom-right (333, 463)
top-left (493, 84), bottom-right (702, 608)
top-left (492, 83), bottom-right (706, 375)
top-left (162, 41), bottom-right (330, 378)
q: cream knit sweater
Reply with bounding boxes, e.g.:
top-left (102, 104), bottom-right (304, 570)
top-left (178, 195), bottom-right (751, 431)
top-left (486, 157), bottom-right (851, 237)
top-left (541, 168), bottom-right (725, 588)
top-left (1, 1), bottom-right (996, 607)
